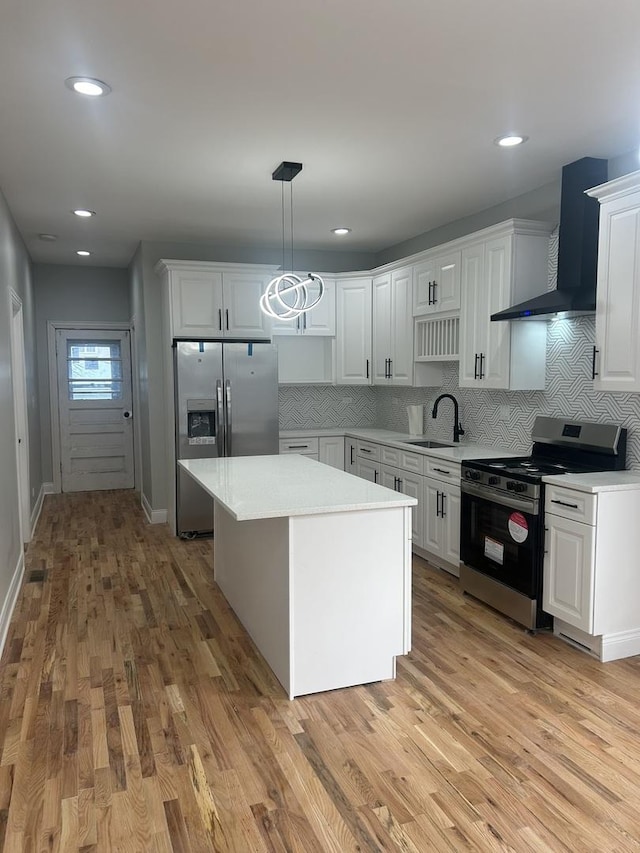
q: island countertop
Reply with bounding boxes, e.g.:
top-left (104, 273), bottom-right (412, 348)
top-left (179, 454), bottom-right (417, 521)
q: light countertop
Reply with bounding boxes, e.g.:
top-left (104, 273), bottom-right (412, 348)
top-left (280, 427), bottom-right (521, 462)
top-left (543, 471), bottom-right (640, 493)
top-left (179, 454), bottom-right (417, 521)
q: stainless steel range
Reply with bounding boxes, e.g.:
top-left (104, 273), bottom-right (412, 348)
top-left (460, 417), bottom-right (627, 630)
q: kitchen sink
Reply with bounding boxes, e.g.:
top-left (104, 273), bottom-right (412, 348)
top-left (404, 439), bottom-right (453, 449)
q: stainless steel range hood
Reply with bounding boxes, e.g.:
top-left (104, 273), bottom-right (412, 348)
top-left (491, 157), bottom-right (608, 321)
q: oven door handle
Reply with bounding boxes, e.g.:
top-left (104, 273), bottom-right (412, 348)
top-left (461, 480), bottom-right (538, 514)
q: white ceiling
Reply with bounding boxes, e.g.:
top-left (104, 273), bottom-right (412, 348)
top-left (2, 0), bottom-right (640, 267)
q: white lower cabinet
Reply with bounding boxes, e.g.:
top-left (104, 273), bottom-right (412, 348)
top-left (543, 482), bottom-right (640, 661)
top-left (318, 436), bottom-right (345, 470)
top-left (280, 434), bottom-right (344, 469)
top-left (381, 465), bottom-right (423, 548)
top-left (423, 478), bottom-right (461, 575)
top-left (356, 457), bottom-right (379, 483)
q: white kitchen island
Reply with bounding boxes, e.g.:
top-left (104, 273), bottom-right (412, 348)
top-left (179, 455), bottom-right (416, 699)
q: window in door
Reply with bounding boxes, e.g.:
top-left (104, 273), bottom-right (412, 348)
top-left (66, 340), bottom-right (124, 401)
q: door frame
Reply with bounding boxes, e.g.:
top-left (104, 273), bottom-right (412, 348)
top-left (10, 290), bottom-right (31, 543)
top-left (47, 320), bottom-right (134, 493)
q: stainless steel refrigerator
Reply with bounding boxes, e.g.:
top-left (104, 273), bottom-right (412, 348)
top-left (174, 340), bottom-right (279, 537)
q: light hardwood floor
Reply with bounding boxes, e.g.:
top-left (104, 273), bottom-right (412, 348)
top-left (2, 490), bottom-right (640, 851)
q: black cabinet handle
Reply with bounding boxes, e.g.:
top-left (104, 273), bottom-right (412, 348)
top-left (441, 492), bottom-right (447, 517)
top-left (218, 308), bottom-right (223, 331)
top-left (432, 279), bottom-right (438, 304)
top-left (385, 357), bottom-right (390, 378)
top-left (374, 470), bottom-right (378, 483)
top-left (360, 448), bottom-right (372, 454)
top-left (433, 467), bottom-right (451, 475)
top-left (225, 309), bottom-right (229, 330)
top-left (393, 476), bottom-right (399, 490)
top-left (287, 444), bottom-right (309, 449)
top-left (436, 491), bottom-right (441, 517)
top-left (397, 477), bottom-right (403, 490)
top-left (592, 346), bottom-right (599, 380)
top-left (474, 353), bottom-right (479, 379)
top-left (479, 353), bottom-right (485, 380)
top-left (350, 445), bottom-right (354, 465)
top-left (388, 358), bottom-right (393, 378)
top-left (550, 499), bottom-right (579, 509)
top-left (366, 358), bottom-right (369, 379)
top-left (428, 281), bottom-right (433, 305)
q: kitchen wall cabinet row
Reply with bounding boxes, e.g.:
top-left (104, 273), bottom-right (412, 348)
top-left (156, 216), bottom-right (552, 391)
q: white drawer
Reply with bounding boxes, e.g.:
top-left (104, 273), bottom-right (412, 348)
top-left (425, 457), bottom-right (461, 483)
top-left (357, 440), bottom-right (381, 462)
top-left (545, 486), bottom-right (597, 525)
top-left (380, 445), bottom-right (424, 474)
top-left (279, 437), bottom-right (320, 454)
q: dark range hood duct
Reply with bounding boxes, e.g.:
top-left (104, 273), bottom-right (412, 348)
top-left (491, 157), bottom-right (608, 321)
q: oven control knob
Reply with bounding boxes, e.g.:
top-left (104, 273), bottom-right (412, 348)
top-left (488, 476), bottom-right (500, 485)
top-left (507, 481), bottom-right (527, 493)
top-left (465, 470), bottom-right (481, 481)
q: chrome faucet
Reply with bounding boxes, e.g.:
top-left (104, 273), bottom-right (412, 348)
top-left (432, 393), bottom-right (465, 443)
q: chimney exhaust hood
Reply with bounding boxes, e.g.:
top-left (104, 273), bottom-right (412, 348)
top-left (491, 157), bottom-right (608, 321)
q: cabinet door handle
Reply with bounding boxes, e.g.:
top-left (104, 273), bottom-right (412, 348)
top-left (428, 281), bottom-right (433, 305)
top-left (436, 491), bottom-right (442, 517)
top-left (544, 526), bottom-right (549, 555)
top-left (479, 353), bottom-right (485, 380)
top-left (384, 357), bottom-right (389, 378)
top-left (591, 346), bottom-right (599, 380)
top-left (366, 358), bottom-right (369, 379)
top-left (303, 313), bottom-right (307, 331)
top-left (397, 477), bottom-right (403, 491)
top-left (393, 476), bottom-right (399, 490)
top-left (218, 308), bottom-right (223, 331)
top-left (374, 470), bottom-right (378, 483)
top-left (441, 491), bottom-right (446, 517)
top-left (388, 358), bottom-right (393, 378)
top-left (550, 499), bottom-right (579, 509)
top-left (225, 309), bottom-right (229, 331)
top-left (474, 353), bottom-right (479, 379)
top-left (350, 445), bottom-right (354, 465)
top-left (433, 467), bottom-right (451, 475)
top-left (432, 279), bottom-right (438, 304)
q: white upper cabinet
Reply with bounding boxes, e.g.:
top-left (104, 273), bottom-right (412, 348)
top-left (270, 276), bottom-right (336, 336)
top-left (459, 221), bottom-right (551, 390)
top-left (157, 261), bottom-right (273, 339)
top-left (335, 277), bottom-right (372, 385)
top-left (588, 171), bottom-right (640, 391)
top-left (413, 251), bottom-right (461, 315)
top-left (373, 267), bottom-right (413, 386)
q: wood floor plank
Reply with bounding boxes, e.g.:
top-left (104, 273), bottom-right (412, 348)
top-left (3, 491), bottom-right (640, 850)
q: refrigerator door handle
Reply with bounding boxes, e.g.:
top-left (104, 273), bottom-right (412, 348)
top-left (225, 379), bottom-right (232, 456)
top-left (216, 380), bottom-right (224, 457)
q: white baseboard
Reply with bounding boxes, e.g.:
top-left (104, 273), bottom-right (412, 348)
top-left (142, 492), bottom-right (168, 525)
top-left (29, 482), bottom-right (54, 537)
top-left (0, 550), bottom-right (25, 658)
top-left (554, 619), bottom-right (640, 662)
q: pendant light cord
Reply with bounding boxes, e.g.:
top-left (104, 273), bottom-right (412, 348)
top-left (290, 181), bottom-right (294, 274)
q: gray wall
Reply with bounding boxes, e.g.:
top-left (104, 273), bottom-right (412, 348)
top-left (33, 264), bottom-right (130, 482)
top-left (0, 188), bottom-right (40, 620)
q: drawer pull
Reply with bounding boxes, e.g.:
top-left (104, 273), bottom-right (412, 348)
top-left (360, 448), bottom-right (373, 454)
top-left (550, 499), bottom-right (579, 509)
top-left (287, 444), bottom-right (309, 449)
top-left (433, 467), bottom-right (451, 475)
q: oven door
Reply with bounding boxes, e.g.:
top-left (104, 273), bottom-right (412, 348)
top-left (460, 481), bottom-right (542, 598)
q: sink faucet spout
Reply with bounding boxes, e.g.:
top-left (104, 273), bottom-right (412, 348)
top-left (432, 393), bottom-right (465, 443)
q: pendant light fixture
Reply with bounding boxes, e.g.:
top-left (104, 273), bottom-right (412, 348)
top-left (260, 161), bottom-right (325, 321)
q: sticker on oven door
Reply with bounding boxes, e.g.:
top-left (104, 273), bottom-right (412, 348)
top-left (508, 512), bottom-right (529, 543)
top-left (484, 536), bottom-right (504, 565)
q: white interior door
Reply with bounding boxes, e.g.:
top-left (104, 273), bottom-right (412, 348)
top-left (56, 329), bottom-right (134, 492)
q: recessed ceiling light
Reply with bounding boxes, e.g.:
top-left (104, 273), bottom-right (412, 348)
top-left (494, 134), bottom-right (528, 148)
top-left (65, 77), bottom-right (111, 97)
top-left (76, 250), bottom-right (92, 256)
top-left (73, 209), bottom-right (96, 218)
top-left (38, 233), bottom-right (58, 241)
top-left (331, 227), bottom-right (352, 236)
